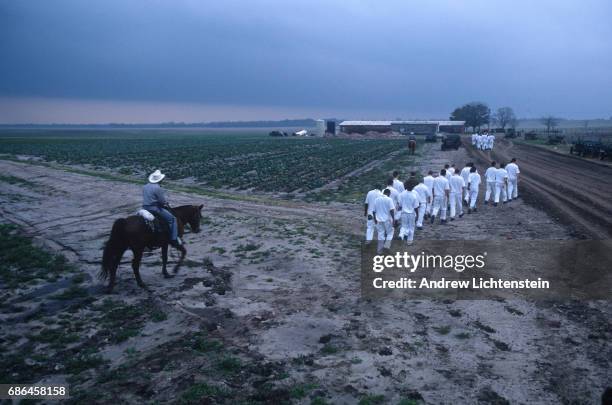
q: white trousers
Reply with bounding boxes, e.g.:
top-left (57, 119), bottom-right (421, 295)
top-left (508, 178), bottom-right (518, 199)
top-left (416, 202), bottom-right (426, 227)
top-left (399, 212), bottom-right (416, 241)
top-left (464, 187), bottom-right (470, 202)
top-left (449, 192), bottom-right (463, 218)
top-left (432, 195), bottom-right (447, 220)
top-left (365, 216), bottom-right (376, 241)
top-left (485, 181), bottom-right (495, 201)
top-left (494, 183), bottom-right (507, 203)
top-left (376, 220), bottom-right (394, 241)
top-left (469, 189), bottom-right (479, 209)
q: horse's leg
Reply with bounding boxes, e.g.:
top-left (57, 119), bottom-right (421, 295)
top-left (172, 245), bottom-right (187, 274)
top-left (106, 249), bottom-right (124, 294)
top-left (131, 248), bottom-right (147, 289)
top-left (161, 244), bottom-right (173, 279)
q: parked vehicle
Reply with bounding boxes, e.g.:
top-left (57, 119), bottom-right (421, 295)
top-left (441, 134), bottom-right (461, 150)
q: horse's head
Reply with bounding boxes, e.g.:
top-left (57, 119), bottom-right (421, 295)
top-left (187, 204), bottom-right (204, 233)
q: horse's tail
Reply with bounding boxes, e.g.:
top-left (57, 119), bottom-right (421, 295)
top-left (99, 218), bottom-right (127, 280)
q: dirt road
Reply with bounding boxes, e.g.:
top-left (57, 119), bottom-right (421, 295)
top-left (465, 138), bottom-right (612, 239)
top-left (1, 154), bottom-right (610, 404)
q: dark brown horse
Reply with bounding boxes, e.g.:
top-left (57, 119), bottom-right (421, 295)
top-left (408, 139), bottom-right (417, 155)
top-left (99, 204), bottom-right (203, 293)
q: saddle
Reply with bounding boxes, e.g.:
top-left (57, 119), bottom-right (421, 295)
top-left (137, 209), bottom-right (169, 239)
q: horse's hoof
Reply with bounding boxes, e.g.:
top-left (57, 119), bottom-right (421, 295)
top-left (163, 273), bottom-right (174, 279)
top-left (105, 288), bottom-right (114, 295)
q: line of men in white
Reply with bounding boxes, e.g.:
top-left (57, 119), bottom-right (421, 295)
top-left (364, 160), bottom-right (520, 249)
top-left (472, 131), bottom-right (496, 151)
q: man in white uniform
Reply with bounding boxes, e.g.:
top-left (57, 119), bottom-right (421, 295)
top-left (467, 166), bottom-right (481, 213)
top-left (484, 161), bottom-right (497, 204)
top-left (460, 163), bottom-right (473, 204)
top-left (364, 185), bottom-right (382, 242)
top-left (472, 132), bottom-right (478, 146)
top-left (494, 162), bottom-right (509, 206)
top-left (489, 133), bottom-right (495, 150)
top-left (449, 171), bottom-right (465, 220)
top-left (392, 171), bottom-right (405, 194)
top-left (398, 185), bottom-right (420, 244)
top-left (431, 169), bottom-right (450, 224)
top-left (444, 164), bottom-right (453, 182)
top-left (373, 189), bottom-right (396, 252)
top-left (505, 158), bottom-right (520, 200)
top-left (384, 178), bottom-right (400, 210)
top-left (412, 181), bottom-right (430, 230)
top-left (423, 170), bottom-right (435, 217)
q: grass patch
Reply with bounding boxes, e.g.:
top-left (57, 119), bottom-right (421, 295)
top-left (290, 383), bottom-right (318, 399)
top-left (433, 325), bottom-right (451, 335)
top-left (359, 394), bottom-right (386, 405)
top-left (179, 382), bottom-right (230, 404)
top-left (0, 224), bottom-right (76, 288)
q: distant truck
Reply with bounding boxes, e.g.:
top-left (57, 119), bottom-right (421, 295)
top-left (441, 134), bottom-right (461, 150)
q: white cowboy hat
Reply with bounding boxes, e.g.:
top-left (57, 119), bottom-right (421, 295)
top-left (148, 169), bottom-right (166, 183)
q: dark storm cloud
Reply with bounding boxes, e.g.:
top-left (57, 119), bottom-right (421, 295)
top-left (1, 0), bottom-right (611, 120)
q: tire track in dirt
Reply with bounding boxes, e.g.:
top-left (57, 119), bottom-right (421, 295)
top-left (464, 138), bottom-right (612, 239)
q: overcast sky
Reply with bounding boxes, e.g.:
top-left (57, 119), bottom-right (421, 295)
top-left (1, 0), bottom-right (611, 123)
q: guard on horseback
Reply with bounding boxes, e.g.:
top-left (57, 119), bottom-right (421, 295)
top-left (142, 169), bottom-right (182, 248)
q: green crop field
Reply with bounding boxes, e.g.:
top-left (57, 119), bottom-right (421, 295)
top-left (0, 130), bottom-right (407, 193)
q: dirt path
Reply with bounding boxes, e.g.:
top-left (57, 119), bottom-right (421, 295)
top-left (464, 138), bottom-right (612, 239)
top-left (0, 156), bottom-right (610, 404)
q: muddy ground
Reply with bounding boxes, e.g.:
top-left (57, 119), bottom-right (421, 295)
top-left (0, 140), bottom-right (610, 404)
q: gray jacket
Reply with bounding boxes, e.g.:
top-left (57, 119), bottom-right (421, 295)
top-left (142, 183), bottom-right (167, 208)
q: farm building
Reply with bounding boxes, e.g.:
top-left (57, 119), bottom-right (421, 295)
top-left (339, 120), bottom-right (465, 135)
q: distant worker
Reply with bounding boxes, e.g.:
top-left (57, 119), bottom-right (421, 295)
top-left (494, 161), bottom-right (509, 206)
top-left (413, 180), bottom-right (431, 230)
top-left (467, 166), bottom-right (481, 214)
top-left (449, 170), bottom-right (465, 220)
top-left (364, 185), bottom-right (382, 242)
top-left (392, 171), bottom-right (405, 194)
top-left (398, 182), bottom-right (420, 244)
top-left (489, 133), bottom-right (495, 150)
top-left (444, 164), bottom-right (453, 181)
top-left (484, 161), bottom-right (497, 204)
top-left (143, 170), bottom-right (182, 248)
top-left (373, 189), bottom-right (396, 252)
top-left (472, 132), bottom-right (478, 146)
top-left (505, 158), bottom-right (520, 200)
top-left (460, 162), bottom-right (473, 204)
top-left (423, 170), bottom-right (435, 218)
top-left (431, 169), bottom-right (450, 224)
top-left (404, 171), bottom-right (419, 191)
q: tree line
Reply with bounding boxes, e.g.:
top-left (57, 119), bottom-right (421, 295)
top-left (450, 102), bottom-right (561, 132)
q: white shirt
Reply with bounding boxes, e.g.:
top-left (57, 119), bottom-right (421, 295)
top-left (392, 178), bottom-right (405, 194)
top-left (364, 189), bottom-right (382, 215)
top-left (485, 167), bottom-right (497, 182)
top-left (373, 195), bottom-right (395, 222)
top-left (445, 171), bottom-right (452, 182)
top-left (505, 162), bottom-right (520, 179)
top-left (448, 167), bottom-right (455, 176)
top-left (398, 190), bottom-right (420, 214)
top-left (384, 186), bottom-right (400, 208)
top-left (413, 183), bottom-right (431, 204)
top-left (495, 168), bottom-right (508, 184)
top-left (468, 172), bottom-right (481, 190)
top-left (423, 175), bottom-right (434, 193)
top-left (449, 175), bottom-right (465, 194)
top-left (460, 167), bottom-right (471, 183)
top-left (432, 176), bottom-right (450, 197)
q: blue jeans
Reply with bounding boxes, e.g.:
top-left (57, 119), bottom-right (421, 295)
top-left (143, 206), bottom-right (178, 241)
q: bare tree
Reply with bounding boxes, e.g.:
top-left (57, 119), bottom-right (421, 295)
top-left (541, 116), bottom-right (560, 133)
top-left (494, 107), bottom-right (516, 130)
